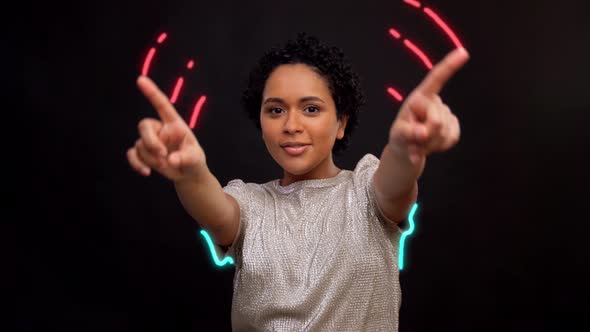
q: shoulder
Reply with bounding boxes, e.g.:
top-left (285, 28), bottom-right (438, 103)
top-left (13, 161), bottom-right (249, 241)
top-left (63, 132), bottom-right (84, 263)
top-left (352, 153), bottom-right (380, 180)
top-left (224, 179), bottom-right (265, 191)
top-left (223, 179), bottom-right (270, 204)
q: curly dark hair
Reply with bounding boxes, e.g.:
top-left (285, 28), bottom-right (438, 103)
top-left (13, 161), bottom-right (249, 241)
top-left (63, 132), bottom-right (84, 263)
top-left (241, 32), bottom-right (366, 153)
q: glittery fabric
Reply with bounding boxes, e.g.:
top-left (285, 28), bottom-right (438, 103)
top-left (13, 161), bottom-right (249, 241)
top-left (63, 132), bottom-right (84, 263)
top-left (218, 154), bottom-right (402, 331)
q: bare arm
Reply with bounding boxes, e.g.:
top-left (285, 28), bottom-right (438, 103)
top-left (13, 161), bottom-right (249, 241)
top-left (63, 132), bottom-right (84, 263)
top-left (373, 144), bottom-right (419, 223)
top-left (127, 76), bottom-right (239, 246)
top-left (373, 48), bottom-right (470, 223)
top-left (174, 167), bottom-right (240, 246)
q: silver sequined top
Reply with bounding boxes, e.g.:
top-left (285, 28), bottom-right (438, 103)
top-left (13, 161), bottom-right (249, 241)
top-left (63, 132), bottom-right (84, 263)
top-left (218, 154), bottom-right (402, 331)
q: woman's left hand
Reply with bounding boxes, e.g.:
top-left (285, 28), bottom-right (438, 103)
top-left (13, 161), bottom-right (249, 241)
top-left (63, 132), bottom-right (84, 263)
top-left (388, 47), bottom-right (470, 166)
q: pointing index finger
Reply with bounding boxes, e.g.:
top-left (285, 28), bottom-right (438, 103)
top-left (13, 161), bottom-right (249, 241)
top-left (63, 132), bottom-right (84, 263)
top-left (137, 75), bottom-right (182, 123)
top-left (417, 47), bottom-right (470, 96)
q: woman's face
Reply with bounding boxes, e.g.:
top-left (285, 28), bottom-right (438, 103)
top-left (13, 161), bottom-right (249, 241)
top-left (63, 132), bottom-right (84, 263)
top-left (260, 63), bottom-right (347, 183)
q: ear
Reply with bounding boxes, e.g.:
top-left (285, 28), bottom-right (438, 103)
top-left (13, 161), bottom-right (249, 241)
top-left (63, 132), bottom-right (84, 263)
top-left (336, 115), bottom-right (349, 140)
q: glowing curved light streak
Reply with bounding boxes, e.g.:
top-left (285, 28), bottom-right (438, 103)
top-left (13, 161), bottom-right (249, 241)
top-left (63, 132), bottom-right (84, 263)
top-left (401, 1), bottom-right (465, 49)
top-left (200, 230), bottom-right (234, 266)
top-left (387, 87), bottom-right (404, 102)
top-left (187, 60), bottom-right (195, 69)
top-left (403, 0), bottom-right (421, 8)
top-left (388, 28), bottom-right (401, 39)
top-left (399, 203), bottom-right (418, 270)
top-left (422, 7), bottom-right (464, 49)
top-left (386, 27), bottom-right (433, 101)
top-left (403, 39), bottom-right (433, 69)
top-left (141, 32), bottom-right (169, 76)
top-left (189, 95), bottom-right (207, 129)
top-left (157, 32), bottom-right (167, 44)
top-left (169, 77), bottom-right (184, 103)
top-left (387, 27), bottom-right (433, 70)
top-left (141, 47), bottom-right (156, 76)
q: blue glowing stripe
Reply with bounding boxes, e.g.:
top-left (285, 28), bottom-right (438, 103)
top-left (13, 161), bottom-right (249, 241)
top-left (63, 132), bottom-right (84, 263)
top-left (399, 203), bottom-right (418, 270)
top-left (199, 230), bottom-right (234, 267)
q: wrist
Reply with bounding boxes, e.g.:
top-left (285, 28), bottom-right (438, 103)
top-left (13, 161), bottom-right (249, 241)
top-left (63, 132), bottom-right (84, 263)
top-left (385, 141), bottom-right (425, 177)
top-left (173, 162), bottom-right (211, 186)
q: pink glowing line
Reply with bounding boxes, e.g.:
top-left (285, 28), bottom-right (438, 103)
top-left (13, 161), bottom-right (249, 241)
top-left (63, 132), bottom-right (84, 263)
top-left (403, 39), bottom-right (433, 69)
top-left (423, 7), bottom-right (464, 49)
top-left (404, 0), bottom-right (421, 8)
top-left (157, 33), bottom-right (167, 44)
top-left (142, 47), bottom-right (156, 76)
top-left (169, 77), bottom-right (184, 104)
top-left (388, 28), bottom-right (401, 39)
top-left (189, 95), bottom-right (207, 129)
top-left (387, 87), bottom-right (404, 102)
top-left (387, 28), bottom-right (434, 70)
top-left (187, 60), bottom-right (195, 69)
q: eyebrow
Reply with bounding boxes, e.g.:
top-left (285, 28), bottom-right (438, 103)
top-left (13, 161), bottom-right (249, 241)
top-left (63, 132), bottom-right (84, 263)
top-left (262, 96), bottom-right (325, 105)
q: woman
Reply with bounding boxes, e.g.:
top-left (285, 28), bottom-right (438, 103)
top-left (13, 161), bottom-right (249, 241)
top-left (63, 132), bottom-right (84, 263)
top-left (127, 33), bottom-right (469, 331)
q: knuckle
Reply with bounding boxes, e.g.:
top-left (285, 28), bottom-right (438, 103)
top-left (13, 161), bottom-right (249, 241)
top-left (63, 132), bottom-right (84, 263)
top-left (126, 148), bottom-right (135, 161)
top-left (443, 104), bottom-right (451, 114)
top-left (138, 118), bottom-right (159, 135)
top-left (135, 148), bottom-right (152, 166)
top-left (138, 118), bottom-right (149, 132)
top-left (430, 115), bottom-right (443, 130)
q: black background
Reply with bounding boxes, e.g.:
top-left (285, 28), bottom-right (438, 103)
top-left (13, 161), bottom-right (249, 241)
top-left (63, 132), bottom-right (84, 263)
top-left (21, 0), bottom-right (589, 331)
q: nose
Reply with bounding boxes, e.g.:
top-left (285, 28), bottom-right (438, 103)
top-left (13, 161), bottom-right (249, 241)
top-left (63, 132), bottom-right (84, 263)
top-left (283, 110), bottom-right (303, 134)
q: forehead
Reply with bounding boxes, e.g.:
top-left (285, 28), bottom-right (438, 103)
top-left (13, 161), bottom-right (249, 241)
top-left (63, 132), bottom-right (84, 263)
top-left (263, 64), bottom-right (331, 98)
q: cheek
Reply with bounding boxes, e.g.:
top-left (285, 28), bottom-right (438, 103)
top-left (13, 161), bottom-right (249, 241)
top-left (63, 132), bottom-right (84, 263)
top-left (311, 122), bottom-right (339, 147)
top-left (260, 118), bottom-right (269, 140)
top-left (260, 122), bottom-right (278, 146)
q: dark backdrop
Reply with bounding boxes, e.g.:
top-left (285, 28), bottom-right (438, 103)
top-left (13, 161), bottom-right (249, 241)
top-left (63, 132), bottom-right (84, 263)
top-left (21, 0), bottom-right (589, 331)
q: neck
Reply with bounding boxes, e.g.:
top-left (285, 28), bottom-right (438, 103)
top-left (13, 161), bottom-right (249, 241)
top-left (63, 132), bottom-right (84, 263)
top-left (280, 154), bottom-right (340, 186)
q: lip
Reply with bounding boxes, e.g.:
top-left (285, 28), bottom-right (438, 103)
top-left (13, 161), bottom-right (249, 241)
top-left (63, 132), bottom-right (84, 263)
top-left (281, 144), bottom-right (310, 156)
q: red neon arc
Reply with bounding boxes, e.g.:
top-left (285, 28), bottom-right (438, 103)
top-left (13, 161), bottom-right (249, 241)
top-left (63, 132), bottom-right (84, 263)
top-left (170, 77), bottom-right (184, 103)
top-left (403, 39), bottom-right (433, 69)
top-left (422, 7), bottom-right (464, 49)
top-left (387, 27), bottom-right (434, 69)
top-left (157, 33), bottom-right (167, 44)
top-left (189, 96), bottom-right (207, 129)
top-left (167, 60), bottom-right (197, 103)
top-left (169, 60), bottom-right (196, 103)
top-left (402, 1), bottom-right (465, 49)
top-left (387, 87), bottom-right (404, 102)
top-left (388, 28), bottom-right (401, 39)
top-left (386, 26), bottom-right (435, 102)
top-left (141, 48), bottom-right (156, 76)
top-left (403, 0), bottom-right (421, 8)
top-left (141, 32), bottom-right (169, 76)
top-left (140, 33), bottom-right (207, 129)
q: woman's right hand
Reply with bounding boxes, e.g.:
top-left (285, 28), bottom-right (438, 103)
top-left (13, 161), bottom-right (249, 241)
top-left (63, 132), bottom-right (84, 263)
top-left (127, 76), bottom-right (207, 183)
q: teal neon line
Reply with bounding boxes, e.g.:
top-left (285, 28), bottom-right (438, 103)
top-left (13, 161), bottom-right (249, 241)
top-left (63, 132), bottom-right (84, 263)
top-left (399, 203), bottom-right (418, 270)
top-left (199, 230), bottom-right (234, 266)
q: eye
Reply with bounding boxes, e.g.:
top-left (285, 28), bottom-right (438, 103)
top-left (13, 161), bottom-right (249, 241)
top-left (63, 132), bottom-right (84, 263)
top-left (304, 106), bottom-right (320, 113)
top-left (268, 107), bottom-right (284, 115)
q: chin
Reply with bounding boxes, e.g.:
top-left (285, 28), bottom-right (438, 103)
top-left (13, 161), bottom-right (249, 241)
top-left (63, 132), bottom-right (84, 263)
top-left (277, 158), bottom-right (313, 176)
